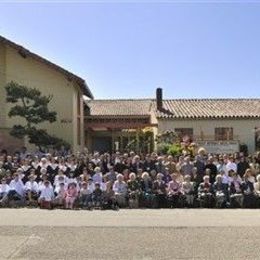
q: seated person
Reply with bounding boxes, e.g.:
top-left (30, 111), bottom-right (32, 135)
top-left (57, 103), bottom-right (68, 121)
top-left (113, 174), bottom-right (128, 208)
top-left (103, 180), bottom-right (118, 210)
top-left (53, 182), bottom-right (66, 207)
top-left (241, 169), bottom-right (255, 208)
top-left (3, 172), bottom-right (25, 205)
top-left (65, 182), bottom-right (78, 209)
top-left (167, 173), bottom-right (184, 208)
top-left (140, 172), bottom-right (155, 208)
top-left (153, 173), bottom-right (167, 208)
top-left (38, 180), bottom-right (54, 209)
top-left (25, 174), bottom-right (39, 205)
top-left (182, 175), bottom-right (195, 207)
top-left (0, 178), bottom-right (10, 205)
top-left (127, 172), bottom-right (141, 208)
top-left (198, 175), bottom-right (214, 208)
top-left (92, 182), bottom-right (103, 208)
top-left (229, 172), bottom-right (243, 208)
top-left (79, 179), bottom-right (94, 208)
top-left (213, 174), bottom-right (227, 208)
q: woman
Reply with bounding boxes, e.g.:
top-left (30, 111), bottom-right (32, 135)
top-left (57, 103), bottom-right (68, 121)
top-left (182, 175), bottom-right (195, 208)
top-left (153, 173), bottom-right (167, 208)
top-left (241, 169), bottom-right (255, 208)
top-left (213, 174), bottom-right (227, 208)
top-left (167, 173), bottom-right (184, 208)
top-left (229, 172), bottom-right (243, 208)
top-left (140, 172), bottom-right (155, 208)
top-left (127, 172), bottom-right (140, 208)
top-left (198, 175), bottom-right (214, 208)
top-left (254, 174), bottom-right (260, 207)
top-left (113, 174), bottom-right (128, 208)
top-left (65, 182), bottom-right (78, 209)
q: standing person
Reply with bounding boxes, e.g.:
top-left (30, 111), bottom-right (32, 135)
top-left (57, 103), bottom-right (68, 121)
top-left (237, 156), bottom-right (250, 178)
top-left (180, 156), bottom-right (193, 176)
top-left (205, 156), bottom-right (218, 184)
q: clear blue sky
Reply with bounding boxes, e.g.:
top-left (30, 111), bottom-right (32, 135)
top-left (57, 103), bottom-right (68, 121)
top-left (0, 1), bottom-right (259, 99)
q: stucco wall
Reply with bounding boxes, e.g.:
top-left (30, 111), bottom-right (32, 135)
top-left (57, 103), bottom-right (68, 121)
top-left (0, 43), bottom-right (6, 126)
top-left (158, 118), bottom-right (260, 153)
top-left (0, 44), bottom-right (84, 152)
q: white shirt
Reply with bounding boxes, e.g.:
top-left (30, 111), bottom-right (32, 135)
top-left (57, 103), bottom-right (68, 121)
top-left (9, 179), bottom-right (24, 196)
top-left (0, 184), bottom-right (10, 194)
top-left (226, 161), bottom-right (237, 173)
top-left (39, 186), bottom-right (54, 201)
top-left (25, 181), bottom-right (39, 192)
top-left (38, 181), bottom-right (53, 192)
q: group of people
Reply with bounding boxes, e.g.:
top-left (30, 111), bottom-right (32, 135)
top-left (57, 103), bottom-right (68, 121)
top-left (0, 147), bottom-right (260, 210)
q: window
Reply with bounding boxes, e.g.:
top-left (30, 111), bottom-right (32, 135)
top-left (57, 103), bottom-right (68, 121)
top-left (215, 127), bottom-right (233, 141)
top-left (175, 128), bottom-right (193, 141)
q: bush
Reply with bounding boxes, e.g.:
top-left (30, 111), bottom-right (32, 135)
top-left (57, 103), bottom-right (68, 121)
top-left (167, 144), bottom-right (182, 157)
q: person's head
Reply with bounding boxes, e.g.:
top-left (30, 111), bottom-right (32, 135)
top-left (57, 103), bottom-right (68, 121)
top-left (59, 182), bottom-right (65, 189)
top-left (94, 167), bottom-right (101, 174)
top-left (1, 178), bottom-right (6, 184)
top-left (13, 172), bottom-right (19, 181)
top-left (29, 174), bottom-right (35, 182)
top-left (192, 167), bottom-right (197, 175)
top-left (171, 173), bottom-right (177, 181)
top-left (44, 180), bottom-right (50, 187)
top-left (129, 172), bottom-right (136, 181)
top-left (142, 172), bottom-right (149, 180)
top-left (208, 156), bottom-right (214, 164)
top-left (117, 174), bottom-right (124, 182)
top-left (205, 168), bottom-right (211, 176)
top-left (95, 182), bottom-right (101, 189)
top-left (184, 175), bottom-right (191, 182)
top-left (203, 175), bottom-right (210, 183)
top-left (215, 174), bottom-right (222, 183)
top-left (244, 168), bottom-right (252, 180)
top-left (157, 173), bottom-right (163, 181)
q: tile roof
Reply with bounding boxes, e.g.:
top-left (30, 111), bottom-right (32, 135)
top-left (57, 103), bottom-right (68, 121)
top-left (154, 99), bottom-right (260, 119)
top-left (86, 98), bottom-right (260, 119)
top-left (85, 99), bottom-right (152, 117)
top-left (0, 35), bottom-right (93, 99)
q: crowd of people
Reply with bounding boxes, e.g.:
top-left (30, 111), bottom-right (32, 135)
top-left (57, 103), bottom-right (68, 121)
top-left (0, 146), bottom-right (260, 210)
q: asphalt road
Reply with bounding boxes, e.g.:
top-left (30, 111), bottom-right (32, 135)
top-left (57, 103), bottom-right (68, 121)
top-left (1, 209), bottom-right (260, 260)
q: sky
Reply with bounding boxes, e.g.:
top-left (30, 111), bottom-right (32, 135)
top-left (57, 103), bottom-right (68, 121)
top-left (0, 1), bottom-right (260, 99)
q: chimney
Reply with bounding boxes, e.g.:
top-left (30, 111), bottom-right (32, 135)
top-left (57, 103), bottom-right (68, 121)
top-left (156, 88), bottom-right (163, 111)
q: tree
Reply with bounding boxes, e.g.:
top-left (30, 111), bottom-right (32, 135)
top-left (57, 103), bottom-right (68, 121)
top-left (5, 81), bottom-right (70, 150)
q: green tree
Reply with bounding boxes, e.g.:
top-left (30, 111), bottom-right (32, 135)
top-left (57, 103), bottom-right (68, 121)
top-left (5, 81), bottom-right (70, 150)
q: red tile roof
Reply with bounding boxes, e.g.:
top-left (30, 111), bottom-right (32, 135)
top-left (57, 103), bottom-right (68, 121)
top-left (86, 98), bottom-right (260, 119)
top-left (155, 99), bottom-right (260, 119)
top-left (85, 99), bottom-right (152, 117)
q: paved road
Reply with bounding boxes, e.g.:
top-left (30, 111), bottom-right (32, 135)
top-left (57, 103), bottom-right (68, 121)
top-left (1, 209), bottom-right (260, 259)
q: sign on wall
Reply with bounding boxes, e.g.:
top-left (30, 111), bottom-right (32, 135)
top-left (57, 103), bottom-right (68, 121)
top-left (197, 141), bottom-right (239, 154)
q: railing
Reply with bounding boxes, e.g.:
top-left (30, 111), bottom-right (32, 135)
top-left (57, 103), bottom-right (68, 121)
top-left (193, 135), bottom-right (240, 142)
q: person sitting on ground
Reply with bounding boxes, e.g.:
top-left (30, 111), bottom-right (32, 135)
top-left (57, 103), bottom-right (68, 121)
top-left (65, 182), bottom-right (78, 209)
top-left (241, 169), bottom-right (255, 208)
top-left (38, 180), bottom-right (54, 209)
top-left (25, 174), bottom-right (39, 205)
top-left (0, 178), bottom-right (10, 205)
top-left (79, 179), bottom-right (94, 209)
top-left (53, 182), bottom-right (66, 207)
top-left (140, 172), bottom-right (155, 208)
top-left (254, 174), bottom-right (260, 207)
top-left (92, 182), bottom-right (103, 208)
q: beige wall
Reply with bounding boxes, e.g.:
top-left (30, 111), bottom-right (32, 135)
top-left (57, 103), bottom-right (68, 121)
top-left (158, 118), bottom-right (260, 153)
top-left (0, 43), bottom-right (85, 152)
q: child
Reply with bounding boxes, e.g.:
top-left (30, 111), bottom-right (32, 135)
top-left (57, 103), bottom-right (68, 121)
top-left (65, 182), bottom-right (78, 209)
top-left (38, 180), bottom-right (54, 209)
top-left (92, 182), bottom-right (103, 208)
top-left (25, 174), bottom-right (39, 205)
top-left (54, 182), bottom-right (66, 207)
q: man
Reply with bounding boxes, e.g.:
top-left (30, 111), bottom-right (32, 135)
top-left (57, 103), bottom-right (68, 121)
top-left (205, 156), bottom-right (218, 184)
top-left (237, 156), bottom-right (250, 178)
top-left (180, 156), bottom-right (193, 176)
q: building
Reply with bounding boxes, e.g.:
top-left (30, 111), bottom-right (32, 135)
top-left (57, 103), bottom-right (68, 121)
top-left (0, 35), bottom-right (93, 152)
top-left (85, 88), bottom-right (260, 154)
